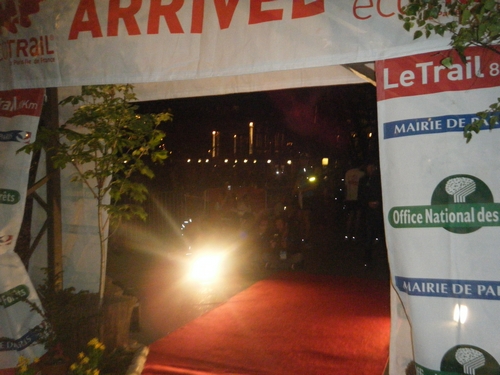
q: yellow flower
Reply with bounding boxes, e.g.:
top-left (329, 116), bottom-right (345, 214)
top-left (16, 356), bottom-right (29, 367)
top-left (70, 363), bottom-right (78, 371)
top-left (78, 352), bottom-right (85, 359)
top-left (87, 338), bottom-right (100, 347)
top-left (81, 356), bottom-right (90, 365)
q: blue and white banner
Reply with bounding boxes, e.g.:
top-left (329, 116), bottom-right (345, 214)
top-left (0, 89), bottom-right (46, 371)
top-left (377, 47), bottom-right (500, 375)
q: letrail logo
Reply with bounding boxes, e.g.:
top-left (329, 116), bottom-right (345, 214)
top-left (389, 174), bottom-right (500, 234)
top-left (0, 0), bottom-right (43, 34)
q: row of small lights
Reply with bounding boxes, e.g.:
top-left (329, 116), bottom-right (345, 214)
top-left (186, 158), bottom-right (330, 165)
top-left (186, 158), bottom-right (294, 165)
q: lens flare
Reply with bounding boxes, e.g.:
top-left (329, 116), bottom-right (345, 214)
top-left (188, 253), bottom-right (224, 283)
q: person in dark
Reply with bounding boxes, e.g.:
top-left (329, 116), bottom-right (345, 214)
top-left (358, 163), bottom-right (384, 267)
top-left (343, 163), bottom-right (365, 241)
top-left (263, 215), bottom-right (303, 270)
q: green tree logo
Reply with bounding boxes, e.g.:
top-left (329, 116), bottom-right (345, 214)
top-left (388, 174), bottom-right (500, 232)
top-left (431, 175), bottom-right (494, 234)
top-left (441, 345), bottom-right (500, 375)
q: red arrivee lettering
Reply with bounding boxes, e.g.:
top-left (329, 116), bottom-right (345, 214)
top-left (249, 0), bottom-right (283, 25)
top-left (291, 0), bottom-right (324, 19)
top-left (214, 0), bottom-right (239, 29)
top-left (147, 0), bottom-right (184, 34)
top-left (67, 0), bottom-right (326, 38)
top-left (69, 0), bottom-right (103, 40)
top-left (108, 0), bottom-right (142, 36)
top-left (353, 0), bottom-right (373, 20)
top-left (191, 0), bottom-right (205, 33)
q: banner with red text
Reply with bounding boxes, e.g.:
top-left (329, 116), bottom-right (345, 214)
top-left (0, 89), bottom-right (46, 371)
top-left (377, 47), bottom-right (500, 375)
top-left (0, 1), bottom-right (449, 92)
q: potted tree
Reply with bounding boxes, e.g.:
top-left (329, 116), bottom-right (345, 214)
top-left (21, 84), bottom-right (172, 350)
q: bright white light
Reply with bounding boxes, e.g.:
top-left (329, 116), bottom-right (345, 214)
top-left (454, 304), bottom-right (468, 324)
top-left (253, 160), bottom-right (257, 164)
top-left (205, 159), bottom-right (209, 163)
top-left (322, 158), bottom-right (329, 166)
top-left (267, 159), bottom-right (272, 164)
top-left (244, 159), bottom-right (248, 163)
top-left (224, 159), bottom-right (229, 163)
top-left (287, 160), bottom-right (292, 165)
top-left (187, 159), bottom-right (191, 163)
top-left (189, 253), bottom-right (223, 283)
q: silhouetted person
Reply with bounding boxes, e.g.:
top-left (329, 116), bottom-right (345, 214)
top-left (263, 215), bottom-right (303, 270)
top-left (358, 163), bottom-right (383, 266)
top-left (344, 164), bottom-right (365, 241)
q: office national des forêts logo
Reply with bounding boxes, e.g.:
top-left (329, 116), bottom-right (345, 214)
top-left (389, 174), bottom-right (500, 234)
top-left (0, 0), bottom-right (44, 34)
top-left (415, 345), bottom-right (500, 375)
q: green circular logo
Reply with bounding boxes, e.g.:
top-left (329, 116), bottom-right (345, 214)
top-left (431, 175), bottom-right (494, 234)
top-left (441, 345), bottom-right (500, 375)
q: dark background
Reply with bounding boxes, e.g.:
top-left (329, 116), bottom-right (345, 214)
top-left (137, 83), bottom-right (378, 168)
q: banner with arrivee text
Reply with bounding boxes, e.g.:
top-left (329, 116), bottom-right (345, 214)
top-left (0, 89), bottom-right (47, 371)
top-left (0, 1), bottom-right (450, 92)
top-left (376, 47), bottom-right (500, 375)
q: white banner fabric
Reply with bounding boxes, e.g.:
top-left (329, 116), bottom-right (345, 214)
top-left (0, 89), bottom-right (46, 370)
top-left (0, 1), bottom-right (450, 91)
top-left (377, 47), bottom-right (500, 375)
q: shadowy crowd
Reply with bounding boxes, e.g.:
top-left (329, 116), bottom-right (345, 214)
top-left (180, 161), bottom-right (385, 272)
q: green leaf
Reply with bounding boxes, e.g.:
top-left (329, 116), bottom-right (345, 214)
top-left (484, 0), bottom-right (496, 11)
top-left (405, 4), bottom-right (421, 16)
top-left (413, 30), bottom-right (424, 39)
top-left (435, 25), bottom-right (446, 36)
top-left (460, 9), bottom-right (471, 25)
top-left (441, 57), bottom-right (453, 68)
top-left (489, 115), bottom-right (498, 128)
top-left (429, 6), bottom-right (440, 19)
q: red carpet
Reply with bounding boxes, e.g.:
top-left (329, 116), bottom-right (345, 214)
top-left (142, 272), bottom-right (390, 375)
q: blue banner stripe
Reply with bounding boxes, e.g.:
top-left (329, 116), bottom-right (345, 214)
top-left (384, 113), bottom-right (500, 139)
top-left (0, 325), bottom-right (44, 352)
top-left (395, 276), bottom-right (500, 300)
